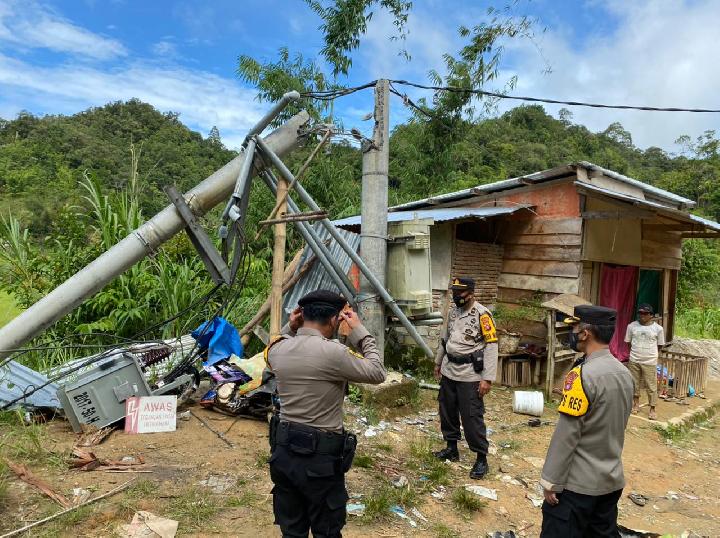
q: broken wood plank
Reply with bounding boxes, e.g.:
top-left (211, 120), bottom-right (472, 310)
top-left (0, 479), bottom-right (135, 538)
top-left (5, 461), bottom-right (71, 508)
top-left (504, 245), bottom-right (582, 262)
top-left (501, 260), bottom-right (580, 278)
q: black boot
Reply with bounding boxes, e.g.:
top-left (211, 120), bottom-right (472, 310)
top-left (433, 442), bottom-right (459, 462)
top-left (470, 454), bottom-right (488, 479)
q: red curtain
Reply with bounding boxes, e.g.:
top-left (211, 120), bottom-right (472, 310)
top-left (599, 265), bottom-right (638, 361)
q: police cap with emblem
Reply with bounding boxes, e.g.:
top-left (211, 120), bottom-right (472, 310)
top-left (450, 277), bottom-right (475, 291)
top-left (298, 289), bottom-right (347, 314)
top-left (564, 305), bottom-right (617, 326)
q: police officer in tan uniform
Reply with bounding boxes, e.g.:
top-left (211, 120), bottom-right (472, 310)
top-left (266, 290), bottom-right (386, 538)
top-left (541, 305), bottom-right (634, 537)
top-left (433, 277), bottom-right (498, 479)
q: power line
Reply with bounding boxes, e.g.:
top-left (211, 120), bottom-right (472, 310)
top-left (302, 78), bottom-right (720, 113)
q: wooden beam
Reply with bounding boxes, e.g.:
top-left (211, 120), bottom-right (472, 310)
top-left (680, 232), bottom-right (720, 239)
top-left (582, 210), bottom-right (655, 220)
top-left (645, 223), bottom-right (702, 232)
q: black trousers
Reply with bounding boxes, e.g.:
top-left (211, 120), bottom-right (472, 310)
top-left (541, 488), bottom-right (623, 538)
top-left (438, 375), bottom-right (489, 455)
top-left (269, 444), bottom-right (349, 538)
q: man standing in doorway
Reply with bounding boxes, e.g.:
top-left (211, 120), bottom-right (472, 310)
top-left (541, 305), bottom-right (634, 537)
top-left (432, 277), bottom-right (498, 480)
top-left (625, 303), bottom-right (665, 421)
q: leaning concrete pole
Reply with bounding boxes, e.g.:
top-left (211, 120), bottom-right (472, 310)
top-left (359, 79), bottom-right (390, 358)
top-left (0, 110), bottom-right (310, 359)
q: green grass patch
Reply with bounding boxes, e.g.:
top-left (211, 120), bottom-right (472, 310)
top-left (0, 410), bottom-right (67, 469)
top-left (168, 487), bottom-right (219, 531)
top-left (0, 460), bottom-right (9, 509)
top-left (451, 487), bottom-right (486, 512)
top-left (433, 522), bottom-right (461, 538)
top-left (497, 439), bottom-right (520, 451)
top-left (354, 453), bottom-right (374, 469)
top-left (360, 483), bottom-right (419, 523)
top-left (0, 290), bottom-right (22, 328)
top-left (406, 438), bottom-right (450, 487)
top-left (226, 490), bottom-right (260, 508)
top-left (375, 443), bottom-right (393, 453)
top-left (254, 451), bottom-right (270, 469)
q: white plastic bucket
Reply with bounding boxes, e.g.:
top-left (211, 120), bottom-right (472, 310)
top-left (512, 390), bottom-right (544, 417)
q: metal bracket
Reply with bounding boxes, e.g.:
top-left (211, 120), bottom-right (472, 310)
top-left (165, 185), bottom-right (231, 286)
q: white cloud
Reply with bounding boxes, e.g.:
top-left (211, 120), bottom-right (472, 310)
top-left (504, 0), bottom-right (720, 150)
top-left (152, 41), bottom-right (178, 57)
top-left (0, 52), bottom-right (265, 149)
top-left (0, 0), bottom-right (127, 60)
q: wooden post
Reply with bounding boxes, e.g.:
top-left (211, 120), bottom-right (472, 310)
top-left (545, 309), bottom-right (556, 400)
top-left (270, 176), bottom-right (288, 337)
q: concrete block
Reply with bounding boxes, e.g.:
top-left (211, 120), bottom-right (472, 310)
top-left (355, 371), bottom-right (419, 408)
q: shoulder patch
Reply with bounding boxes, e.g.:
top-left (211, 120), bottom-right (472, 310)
top-left (558, 365), bottom-right (589, 417)
top-left (263, 334), bottom-right (289, 365)
top-left (347, 349), bottom-right (365, 360)
top-left (479, 313), bottom-right (498, 343)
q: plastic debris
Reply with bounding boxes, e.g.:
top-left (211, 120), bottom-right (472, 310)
top-left (487, 532), bottom-right (516, 538)
top-left (346, 503), bottom-right (366, 516)
top-left (364, 427), bottom-right (378, 438)
top-left (527, 418), bottom-right (542, 427)
top-left (392, 475), bottom-right (409, 488)
top-left (410, 507), bottom-right (428, 523)
top-left (628, 492), bottom-right (650, 507)
top-left (465, 485), bottom-right (498, 501)
top-left (120, 511), bottom-right (178, 538)
top-left (526, 493), bottom-right (543, 508)
top-left (431, 486), bottom-right (447, 500)
top-left (391, 505), bottom-right (417, 527)
top-left (198, 475), bottom-right (234, 493)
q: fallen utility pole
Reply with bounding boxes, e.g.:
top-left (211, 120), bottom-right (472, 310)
top-left (359, 79), bottom-right (390, 359)
top-left (256, 139), bottom-right (433, 359)
top-left (0, 109), bottom-right (310, 358)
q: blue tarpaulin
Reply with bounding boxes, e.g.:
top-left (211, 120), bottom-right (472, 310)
top-left (191, 317), bottom-right (243, 366)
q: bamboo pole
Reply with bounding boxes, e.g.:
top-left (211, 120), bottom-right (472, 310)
top-left (270, 175), bottom-right (289, 338)
top-left (240, 250), bottom-right (316, 345)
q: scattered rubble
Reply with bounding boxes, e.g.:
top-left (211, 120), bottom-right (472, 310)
top-left (465, 485), bottom-right (498, 501)
top-left (120, 511), bottom-right (178, 538)
top-left (6, 461), bottom-right (71, 507)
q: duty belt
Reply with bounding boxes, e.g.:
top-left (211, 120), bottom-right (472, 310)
top-left (274, 420), bottom-right (345, 455)
top-left (447, 350), bottom-right (482, 364)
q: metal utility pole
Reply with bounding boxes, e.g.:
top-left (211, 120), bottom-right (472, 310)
top-left (359, 79), bottom-right (389, 357)
top-left (0, 110), bottom-right (309, 359)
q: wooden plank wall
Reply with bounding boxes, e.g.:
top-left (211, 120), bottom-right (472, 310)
top-left (497, 217), bottom-right (583, 300)
top-left (641, 227), bottom-right (682, 270)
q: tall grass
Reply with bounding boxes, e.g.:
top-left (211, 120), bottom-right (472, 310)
top-left (675, 307), bottom-right (720, 339)
top-left (0, 144), bottom-right (270, 372)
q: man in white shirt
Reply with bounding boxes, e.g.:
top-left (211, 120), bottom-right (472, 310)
top-left (624, 304), bottom-right (665, 420)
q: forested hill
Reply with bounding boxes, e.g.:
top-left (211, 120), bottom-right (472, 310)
top-left (2, 100), bottom-right (719, 239)
top-left (0, 99), bottom-right (236, 234)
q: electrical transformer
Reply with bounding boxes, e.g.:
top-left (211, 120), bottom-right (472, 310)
top-left (386, 218), bottom-right (433, 317)
top-left (56, 352), bottom-right (152, 433)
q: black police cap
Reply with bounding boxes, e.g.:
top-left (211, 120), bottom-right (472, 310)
top-left (450, 277), bottom-right (475, 291)
top-left (564, 305), bottom-right (617, 326)
top-left (298, 289), bottom-right (347, 313)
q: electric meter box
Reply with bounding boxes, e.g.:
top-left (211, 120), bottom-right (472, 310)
top-left (57, 352), bottom-right (152, 433)
top-left (387, 218), bottom-right (433, 317)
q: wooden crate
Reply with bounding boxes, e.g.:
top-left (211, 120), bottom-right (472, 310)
top-left (500, 357), bottom-right (533, 387)
top-left (657, 351), bottom-right (709, 399)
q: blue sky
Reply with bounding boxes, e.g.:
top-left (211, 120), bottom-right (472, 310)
top-left (1, 0), bottom-right (718, 151)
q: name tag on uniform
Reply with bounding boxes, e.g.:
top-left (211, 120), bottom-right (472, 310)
top-left (558, 366), bottom-right (589, 417)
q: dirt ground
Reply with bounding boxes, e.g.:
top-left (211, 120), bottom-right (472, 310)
top-left (1, 381), bottom-right (719, 538)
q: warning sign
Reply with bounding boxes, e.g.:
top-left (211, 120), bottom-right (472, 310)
top-left (125, 395), bottom-right (177, 434)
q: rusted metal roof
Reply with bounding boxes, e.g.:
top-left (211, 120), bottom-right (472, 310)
top-left (333, 205), bottom-right (531, 229)
top-left (392, 162), bottom-right (696, 211)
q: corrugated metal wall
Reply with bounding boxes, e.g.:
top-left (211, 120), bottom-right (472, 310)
top-left (282, 224), bottom-right (360, 316)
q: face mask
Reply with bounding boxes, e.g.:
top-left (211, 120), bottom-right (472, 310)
top-left (453, 295), bottom-right (467, 307)
top-left (568, 330), bottom-right (585, 352)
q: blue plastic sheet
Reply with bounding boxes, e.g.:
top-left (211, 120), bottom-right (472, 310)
top-left (191, 317), bottom-right (243, 366)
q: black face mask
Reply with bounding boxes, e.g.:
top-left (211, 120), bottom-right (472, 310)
top-left (568, 331), bottom-right (586, 352)
top-left (453, 295), bottom-right (467, 307)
